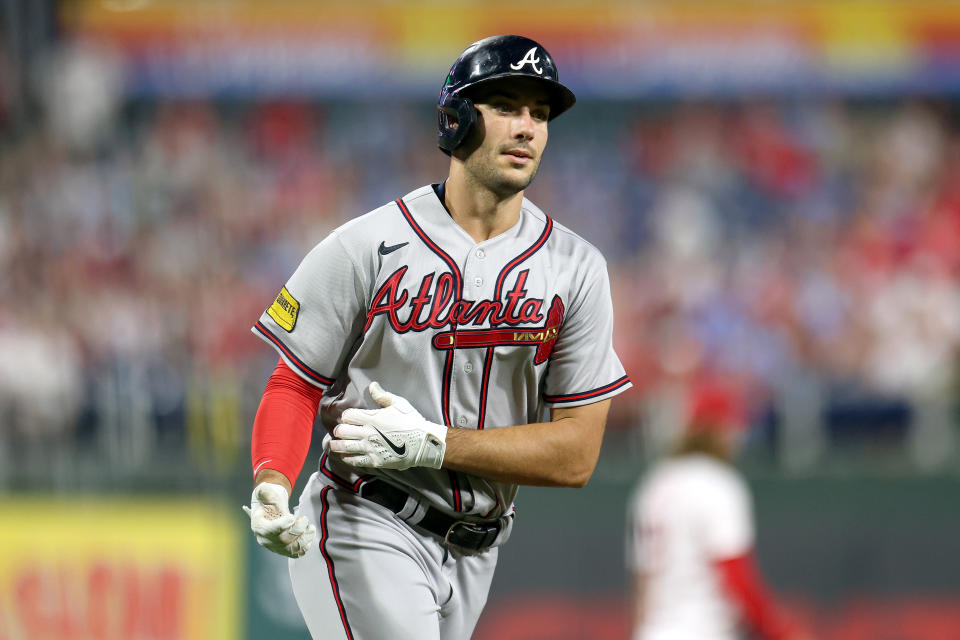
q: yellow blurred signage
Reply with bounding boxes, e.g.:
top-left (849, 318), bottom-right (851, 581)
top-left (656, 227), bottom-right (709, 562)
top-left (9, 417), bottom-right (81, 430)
top-left (0, 499), bottom-right (242, 640)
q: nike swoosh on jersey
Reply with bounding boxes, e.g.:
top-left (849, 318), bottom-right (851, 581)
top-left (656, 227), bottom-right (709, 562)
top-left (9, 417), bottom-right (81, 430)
top-left (373, 427), bottom-right (407, 455)
top-left (378, 241), bottom-right (409, 255)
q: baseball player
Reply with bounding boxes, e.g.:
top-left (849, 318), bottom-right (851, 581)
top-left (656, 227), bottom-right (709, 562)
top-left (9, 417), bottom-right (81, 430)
top-left (243, 35), bottom-right (631, 640)
top-left (626, 381), bottom-right (811, 640)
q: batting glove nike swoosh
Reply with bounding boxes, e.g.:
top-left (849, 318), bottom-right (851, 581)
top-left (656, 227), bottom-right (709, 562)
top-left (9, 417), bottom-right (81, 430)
top-left (330, 381), bottom-right (448, 470)
top-left (242, 482), bottom-right (316, 558)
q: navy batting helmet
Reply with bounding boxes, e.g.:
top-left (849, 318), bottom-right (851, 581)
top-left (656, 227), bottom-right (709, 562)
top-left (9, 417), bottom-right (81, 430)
top-left (437, 35), bottom-right (577, 154)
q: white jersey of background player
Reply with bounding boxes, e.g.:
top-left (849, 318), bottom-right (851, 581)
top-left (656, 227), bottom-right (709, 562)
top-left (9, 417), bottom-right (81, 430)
top-left (243, 35), bottom-right (631, 640)
top-left (627, 382), bottom-right (811, 640)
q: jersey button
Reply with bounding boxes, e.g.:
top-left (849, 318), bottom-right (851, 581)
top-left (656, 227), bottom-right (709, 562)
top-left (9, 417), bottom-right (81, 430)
top-left (463, 362), bottom-right (474, 373)
top-left (474, 277), bottom-right (483, 287)
top-left (476, 249), bottom-right (486, 259)
top-left (457, 416), bottom-right (468, 427)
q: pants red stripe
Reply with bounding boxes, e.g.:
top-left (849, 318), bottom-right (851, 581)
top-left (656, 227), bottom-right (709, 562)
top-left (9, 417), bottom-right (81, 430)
top-left (319, 486), bottom-right (355, 640)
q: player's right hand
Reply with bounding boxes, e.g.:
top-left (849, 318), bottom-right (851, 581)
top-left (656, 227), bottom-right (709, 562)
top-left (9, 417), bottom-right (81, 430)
top-left (242, 482), bottom-right (316, 558)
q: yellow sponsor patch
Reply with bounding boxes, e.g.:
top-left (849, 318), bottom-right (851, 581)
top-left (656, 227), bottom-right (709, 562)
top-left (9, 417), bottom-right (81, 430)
top-left (267, 286), bottom-right (300, 331)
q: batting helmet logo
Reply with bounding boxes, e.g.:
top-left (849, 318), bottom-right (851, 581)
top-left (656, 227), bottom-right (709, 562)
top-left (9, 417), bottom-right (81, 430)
top-left (509, 47), bottom-right (543, 75)
top-left (437, 35), bottom-right (576, 154)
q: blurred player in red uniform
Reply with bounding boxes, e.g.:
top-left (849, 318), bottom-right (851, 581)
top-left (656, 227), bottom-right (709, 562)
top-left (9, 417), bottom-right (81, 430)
top-left (626, 381), bottom-right (813, 640)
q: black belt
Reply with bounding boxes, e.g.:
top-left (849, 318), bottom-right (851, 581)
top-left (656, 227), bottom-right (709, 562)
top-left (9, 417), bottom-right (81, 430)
top-left (358, 479), bottom-right (502, 552)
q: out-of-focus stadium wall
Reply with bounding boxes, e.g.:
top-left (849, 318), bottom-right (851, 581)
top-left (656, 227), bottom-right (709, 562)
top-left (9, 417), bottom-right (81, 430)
top-left (474, 473), bottom-right (960, 640)
top-left (0, 475), bottom-right (957, 639)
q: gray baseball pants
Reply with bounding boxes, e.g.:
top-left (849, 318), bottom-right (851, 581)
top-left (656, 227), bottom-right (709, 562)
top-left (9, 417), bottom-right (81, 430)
top-left (288, 472), bottom-right (498, 640)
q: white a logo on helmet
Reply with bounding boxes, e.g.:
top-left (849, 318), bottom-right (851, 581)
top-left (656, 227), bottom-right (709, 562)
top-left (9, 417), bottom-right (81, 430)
top-left (509, 47), bottom-right (543, 75)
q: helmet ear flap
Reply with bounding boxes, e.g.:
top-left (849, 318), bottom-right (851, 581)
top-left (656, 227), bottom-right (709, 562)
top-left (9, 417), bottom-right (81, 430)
top-left (437, 95), bottom-right (477, 154)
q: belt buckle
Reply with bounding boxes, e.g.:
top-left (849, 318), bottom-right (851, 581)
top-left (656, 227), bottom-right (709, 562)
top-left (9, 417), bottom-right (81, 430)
top-left (444, 520), bottom-right (497, 553)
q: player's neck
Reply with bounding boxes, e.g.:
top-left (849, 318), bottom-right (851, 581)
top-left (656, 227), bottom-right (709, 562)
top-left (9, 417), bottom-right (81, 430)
top-left (443, 173), bottom-right (524, 243)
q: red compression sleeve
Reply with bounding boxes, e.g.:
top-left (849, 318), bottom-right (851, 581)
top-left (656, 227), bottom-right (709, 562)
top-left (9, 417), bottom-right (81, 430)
top-left (251, 358), bottom-right (324, 488)
top-left (714, 551), bottom-right (795, 640)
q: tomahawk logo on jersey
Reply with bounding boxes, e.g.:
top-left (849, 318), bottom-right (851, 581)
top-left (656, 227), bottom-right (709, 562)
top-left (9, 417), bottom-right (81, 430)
top-left (370, 266), bottom-right (564, 363)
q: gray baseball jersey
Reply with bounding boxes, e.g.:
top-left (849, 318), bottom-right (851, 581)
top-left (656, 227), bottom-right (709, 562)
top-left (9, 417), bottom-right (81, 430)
top-left (253, 183), bottom-right (631, 521)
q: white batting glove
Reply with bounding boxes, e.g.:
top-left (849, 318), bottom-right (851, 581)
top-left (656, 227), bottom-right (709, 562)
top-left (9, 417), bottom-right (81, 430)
top-left (330, 381), bottom-right (447, 470)
top-left (242, 482), bottom-right (316, 558)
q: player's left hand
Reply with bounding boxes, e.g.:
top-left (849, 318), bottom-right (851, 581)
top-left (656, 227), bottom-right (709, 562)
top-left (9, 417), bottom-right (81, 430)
top-left (330, 382), bottom-right (448, 470)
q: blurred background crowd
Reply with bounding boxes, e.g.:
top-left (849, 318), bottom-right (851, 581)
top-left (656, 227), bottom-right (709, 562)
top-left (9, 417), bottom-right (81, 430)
top-left (1, 1), bottom-right (959, 638)
top-left (6, 96), bottom-right (960, 482)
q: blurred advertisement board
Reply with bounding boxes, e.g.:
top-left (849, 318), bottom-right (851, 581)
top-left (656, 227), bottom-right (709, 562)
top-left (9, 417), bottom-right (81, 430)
top-left (0, 499), bottom-right (242, 640)
top-left (60, 0), bottom-right (960, 98)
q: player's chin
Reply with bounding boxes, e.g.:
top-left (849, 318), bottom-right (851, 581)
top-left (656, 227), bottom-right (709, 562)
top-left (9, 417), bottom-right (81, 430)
top-left (496, 163), bottom-right (538, 191)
